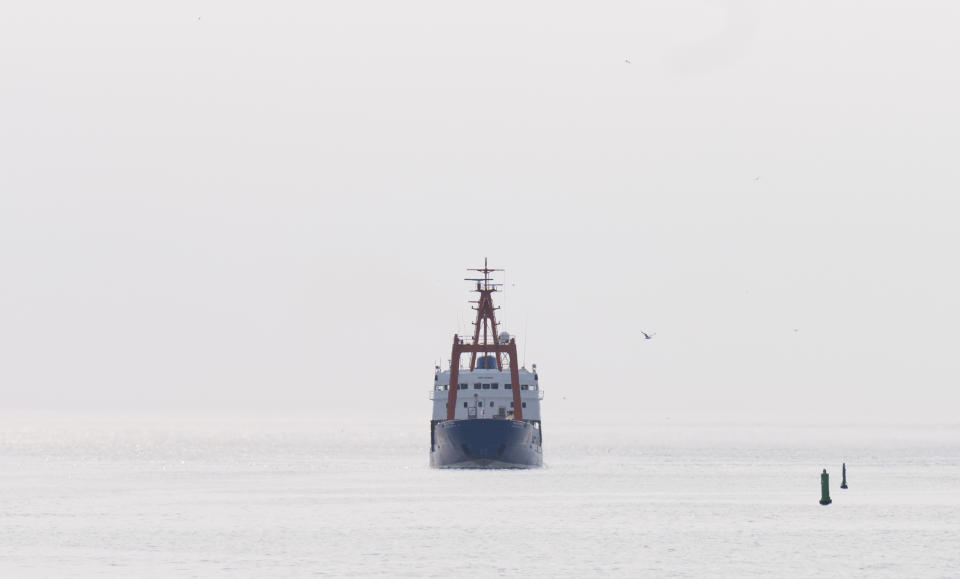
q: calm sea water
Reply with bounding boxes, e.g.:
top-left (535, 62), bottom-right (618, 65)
top-left (1, 413), bottom-right (957, 577)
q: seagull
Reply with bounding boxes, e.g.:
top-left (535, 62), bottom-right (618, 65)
top-left (754, 176), bottom-right (760, 182)
top-left (641, 331), bottom-right (655, 340)
top-left (625, 58), bottom-right (631, 64)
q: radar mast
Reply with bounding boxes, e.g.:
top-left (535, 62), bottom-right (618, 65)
top-left (465, 257), bottom-right (504, 371)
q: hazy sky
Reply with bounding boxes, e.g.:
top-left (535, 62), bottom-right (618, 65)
top-left (2, 1), bottom-right (958, 421)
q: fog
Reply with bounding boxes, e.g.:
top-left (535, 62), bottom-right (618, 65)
top-left (2, 1), bottom-right (958, 422)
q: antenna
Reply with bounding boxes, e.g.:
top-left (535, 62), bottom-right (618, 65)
top-left (466, 257), bottom-right (503, 293)
top-left (503, 268), bottom-right (507, 329)
top-left (522, 315), bottom-right (528, 367)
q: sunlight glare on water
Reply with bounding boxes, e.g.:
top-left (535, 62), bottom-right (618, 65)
top-left (0, 413), bottom-right (957, 577)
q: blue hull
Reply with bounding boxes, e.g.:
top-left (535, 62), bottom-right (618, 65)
top-left (430, 419), bottom-right (542, 468)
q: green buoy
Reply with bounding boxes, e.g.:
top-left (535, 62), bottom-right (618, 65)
top-left (841, 462), bottom-right (848, 489)
top-left (820, 469), bottom-right (832, 505)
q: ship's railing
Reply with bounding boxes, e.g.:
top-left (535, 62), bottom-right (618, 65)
top-left (430, 389), bottom-right (544, 401)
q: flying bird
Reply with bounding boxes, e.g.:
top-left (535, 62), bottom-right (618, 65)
top-left (641, 331), bottom-right (655, 340)
top-left (625, 58), bottom-right (631, 64)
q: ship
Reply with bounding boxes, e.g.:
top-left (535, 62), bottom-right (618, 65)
top-left (429, 260), bottom-right (543, 468)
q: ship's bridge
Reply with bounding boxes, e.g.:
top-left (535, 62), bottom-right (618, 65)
top-left (430, 362), bottom-right (542, 421)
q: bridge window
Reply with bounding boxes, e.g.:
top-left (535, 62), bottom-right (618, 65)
top-left (522, 402), bottom-right (527, 408)
top-left (490, 401), bottom-right (494, 407)
top-left (463, 402), bottom-right (468, 408)
top-left (482, 384), bottom-right (490, 389)
top-left (521, 384), bottom-right (529, 390)
top-left (473, 383), bottom-right (481, 390)
top-left (491, 383), bottom-right (499, 389)
top-left (505, 384), bottom-right (512, 389)
top-left (510, 402), bottom-right (514, 408)
top-left (459, 384), bottom-right (467, 390)
top-left (443, 385), bottom-right (448, 390)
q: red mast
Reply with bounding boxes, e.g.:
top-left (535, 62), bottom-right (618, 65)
top-left (466, 259), bottom-right (503, 371)
top-left (445, 259), bottom-right (524, 421)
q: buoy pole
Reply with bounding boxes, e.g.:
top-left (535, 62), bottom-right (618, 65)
top-left (820, 469), bottom-right (832, 505)
top-left (841, 462), bottom-right (848, 489)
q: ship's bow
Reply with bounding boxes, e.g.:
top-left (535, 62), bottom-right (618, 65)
top-left (430, 419), bottom-right (542, 469)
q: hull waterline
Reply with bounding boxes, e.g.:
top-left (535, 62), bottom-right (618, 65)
top-left (430, 419), bottom-right (542, 469)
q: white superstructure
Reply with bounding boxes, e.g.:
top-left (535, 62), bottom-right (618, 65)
top-left (431, 365), bottom-right (543, 421)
